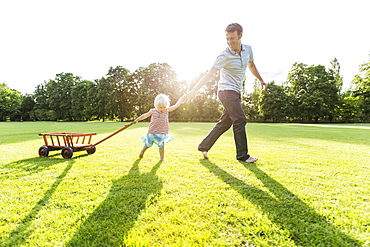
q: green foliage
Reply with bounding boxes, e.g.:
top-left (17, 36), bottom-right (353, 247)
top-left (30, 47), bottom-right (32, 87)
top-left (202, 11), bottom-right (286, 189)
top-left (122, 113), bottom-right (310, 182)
top-left (285, 63), bottom-right (340, 122)
top-left (337, 91), bottom-right (360, 123)
top-left (330, 57), bottom-right (343, 92)
top-left (95, 76), bottom-right (115, 121)
top-left (70, 80), bottom-right (91, 121)
top-left (132, 63), bottom-right (184, 116)
top-left (109, 66), bottom-right (136, 121)
top-left (352, 56), bottom-right (370, 121)
top-left (2, 57), bottom-right (370, 123)
top-left (259, 82), bottom-right (288, 122)
top-left (32, 83), bottom-right (50, 120)
top-left (19, 94), bottom-right (35, 121)
top-left (0, 83), bottom-right (22, 121)
top-left (243, 80), bottom-right (260, 121)
top-left (47, 73), bottom-right (76, 121)
top-left (0, 122), bottom-right (369, 246)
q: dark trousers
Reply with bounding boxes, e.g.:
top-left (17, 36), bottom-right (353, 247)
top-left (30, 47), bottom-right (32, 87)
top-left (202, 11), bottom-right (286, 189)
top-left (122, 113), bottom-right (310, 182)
top-left (198, 90), bottom-right (249, 161)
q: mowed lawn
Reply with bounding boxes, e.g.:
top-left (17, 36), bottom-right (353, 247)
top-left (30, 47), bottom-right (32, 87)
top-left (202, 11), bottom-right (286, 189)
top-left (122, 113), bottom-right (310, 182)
top-left (0, 121), bottom-right (369, 246)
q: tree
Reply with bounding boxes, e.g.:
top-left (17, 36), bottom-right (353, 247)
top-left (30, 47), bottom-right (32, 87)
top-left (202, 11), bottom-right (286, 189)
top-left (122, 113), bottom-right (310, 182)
top-left (95, 77), bottom-right (114, 121)
top-left (352, 56), bottom-right (370, 121)
top-left (20, 94), bottom-right (35, 121)
top-left (285, 63), bottom-right (339, 122)
top-left (330, 58), bottom-right (343, 92)
top-left (33, 82), bottom-right (55, 120)
top-left (47, 73), bottom-right (77, 121)
top-left (243, 79), bottom-right (261, 121)
top-left (105, 66), bottom-right (136, 121)
top-left (71, 80), bottom-right (94, 121)
top-left (337, 91), bottom-right (360, 123)
top-left (84, 80), bottom-right (99, 120)
top-left (132, 63), bottom-right (182, 116)
top-left (259, 81), bottom-right (288, 122)
top-left (0, 83), bottom-right (22, 121)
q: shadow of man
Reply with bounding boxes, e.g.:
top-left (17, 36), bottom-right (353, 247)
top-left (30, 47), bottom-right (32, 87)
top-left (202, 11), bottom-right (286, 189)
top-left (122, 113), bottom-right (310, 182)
top-left (66, 159), bottom-right (163, 246)
top-left (200, 159), bottom-right (360, 246)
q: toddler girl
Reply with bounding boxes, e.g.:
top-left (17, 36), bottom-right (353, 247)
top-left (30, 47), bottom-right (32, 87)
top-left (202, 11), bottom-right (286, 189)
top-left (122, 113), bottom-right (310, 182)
top-left (133, 94), bottom-right (185, 161)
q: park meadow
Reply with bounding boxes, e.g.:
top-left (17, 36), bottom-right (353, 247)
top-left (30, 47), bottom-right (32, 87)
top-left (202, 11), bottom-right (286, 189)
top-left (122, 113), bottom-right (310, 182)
top-left (0, 121), bottom-right (369, 246)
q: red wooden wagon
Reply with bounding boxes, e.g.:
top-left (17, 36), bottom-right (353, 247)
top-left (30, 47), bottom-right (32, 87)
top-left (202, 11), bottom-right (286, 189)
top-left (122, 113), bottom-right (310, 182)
top-left (38, 122), bottom-right (133, 159)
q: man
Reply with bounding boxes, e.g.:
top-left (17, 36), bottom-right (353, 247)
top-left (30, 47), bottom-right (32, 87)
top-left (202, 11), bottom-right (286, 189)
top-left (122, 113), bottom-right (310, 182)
top-left (186, 23), bottom-right (267, 162)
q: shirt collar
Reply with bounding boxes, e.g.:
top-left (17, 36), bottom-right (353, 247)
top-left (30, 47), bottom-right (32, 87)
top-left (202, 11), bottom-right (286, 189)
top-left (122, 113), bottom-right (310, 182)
top-left (228, 44), bottom-right (245, 55)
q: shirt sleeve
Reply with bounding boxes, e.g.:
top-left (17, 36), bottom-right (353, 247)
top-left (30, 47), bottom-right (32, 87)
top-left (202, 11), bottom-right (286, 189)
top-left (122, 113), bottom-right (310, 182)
top-left (212, 53), bottom-right (228, 70)
top-left (248, 46), bottom-right (254, 63)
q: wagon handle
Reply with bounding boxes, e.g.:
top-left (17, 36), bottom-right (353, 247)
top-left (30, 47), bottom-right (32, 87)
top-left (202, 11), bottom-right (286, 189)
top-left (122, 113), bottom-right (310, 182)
top-left (93, 122), bottom-right (134, 147)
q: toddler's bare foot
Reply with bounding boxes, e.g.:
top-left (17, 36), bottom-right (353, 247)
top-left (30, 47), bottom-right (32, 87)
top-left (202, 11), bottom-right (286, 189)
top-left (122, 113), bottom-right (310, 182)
top-left (139, 150), bottom-right (144, 159)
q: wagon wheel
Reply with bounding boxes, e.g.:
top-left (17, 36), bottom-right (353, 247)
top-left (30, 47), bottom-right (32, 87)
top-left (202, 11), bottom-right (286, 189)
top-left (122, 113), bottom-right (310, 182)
top-left (61, 147), bottom-right (73, 159)
top-left (87, 146), bottom-right (96, 155)
top-left (38, 146), bottom-right (49, 157)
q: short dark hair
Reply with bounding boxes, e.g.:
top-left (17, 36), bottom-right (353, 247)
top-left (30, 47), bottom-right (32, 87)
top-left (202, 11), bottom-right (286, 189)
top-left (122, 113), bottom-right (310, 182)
top-left (225, 23), bottom-right (243, 34)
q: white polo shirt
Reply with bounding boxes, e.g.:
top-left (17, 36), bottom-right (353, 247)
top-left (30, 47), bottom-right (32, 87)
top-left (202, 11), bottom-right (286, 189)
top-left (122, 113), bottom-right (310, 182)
top-left (212, 44), bottom-right (254, 93)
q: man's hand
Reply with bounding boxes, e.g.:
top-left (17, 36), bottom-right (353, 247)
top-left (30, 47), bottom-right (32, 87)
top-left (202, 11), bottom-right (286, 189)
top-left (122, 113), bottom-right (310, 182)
top-left (261, 81), bottom-right (267, 91)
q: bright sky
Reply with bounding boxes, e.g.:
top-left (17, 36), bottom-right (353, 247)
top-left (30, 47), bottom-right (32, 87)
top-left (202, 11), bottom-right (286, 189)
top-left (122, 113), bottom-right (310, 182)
top-left (1, 0), bottom-right (369, 95)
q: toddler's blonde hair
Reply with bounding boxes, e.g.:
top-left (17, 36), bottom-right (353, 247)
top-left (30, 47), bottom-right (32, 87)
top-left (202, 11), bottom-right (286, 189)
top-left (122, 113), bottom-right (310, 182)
top-left (154, 94), bottom-right (170, 108)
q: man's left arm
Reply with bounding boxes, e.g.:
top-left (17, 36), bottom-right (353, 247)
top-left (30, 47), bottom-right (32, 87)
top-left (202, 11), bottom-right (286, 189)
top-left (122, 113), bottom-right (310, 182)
top-left (248, 62), bottom-right (267, 91)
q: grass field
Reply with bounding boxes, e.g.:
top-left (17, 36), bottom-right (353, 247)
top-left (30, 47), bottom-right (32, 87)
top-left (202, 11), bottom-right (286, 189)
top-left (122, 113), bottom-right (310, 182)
top-left (0, 121), bottom-right (369, 246)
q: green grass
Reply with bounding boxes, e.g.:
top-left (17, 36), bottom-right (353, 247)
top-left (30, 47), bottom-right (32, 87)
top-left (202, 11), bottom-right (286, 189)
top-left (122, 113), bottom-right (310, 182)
top-left (0, 122), bottom-right (369, 246)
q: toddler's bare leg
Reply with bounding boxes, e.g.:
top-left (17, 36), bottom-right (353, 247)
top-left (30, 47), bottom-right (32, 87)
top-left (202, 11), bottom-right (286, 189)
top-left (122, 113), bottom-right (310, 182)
top-left (159, 145), bottom-right (166, 161)
top-left (139, 145), bottom-right (149, 158)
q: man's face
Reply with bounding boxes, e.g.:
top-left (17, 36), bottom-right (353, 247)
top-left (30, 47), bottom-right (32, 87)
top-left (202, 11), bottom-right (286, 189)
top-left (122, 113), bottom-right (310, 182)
top-left (226, 31), bottom-right (242, 52)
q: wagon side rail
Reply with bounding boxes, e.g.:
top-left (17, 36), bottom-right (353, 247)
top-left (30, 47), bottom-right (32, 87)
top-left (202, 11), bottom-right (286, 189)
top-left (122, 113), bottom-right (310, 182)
top-left (38, 132), bottom-right (97, 149)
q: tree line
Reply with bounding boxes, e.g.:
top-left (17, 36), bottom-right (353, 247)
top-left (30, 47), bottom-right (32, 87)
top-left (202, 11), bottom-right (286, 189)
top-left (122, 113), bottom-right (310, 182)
top-left (1, 57), bottom-right (369, 123)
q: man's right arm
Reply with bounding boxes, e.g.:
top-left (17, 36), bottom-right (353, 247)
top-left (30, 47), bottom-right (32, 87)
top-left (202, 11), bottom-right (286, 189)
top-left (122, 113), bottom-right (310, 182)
top-left (186, 67), bottom-right (219, 101)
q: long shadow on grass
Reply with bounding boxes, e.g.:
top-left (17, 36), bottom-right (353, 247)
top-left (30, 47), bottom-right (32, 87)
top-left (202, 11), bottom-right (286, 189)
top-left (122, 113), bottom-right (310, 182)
top-left (66, 159), bottom-right (163, 246)
top-left (200, 160), bottom-right (361, 246)
top-left (2, 160), bottom-right (75, 246)
top-left (1, 154), bottom-right (88, 178)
